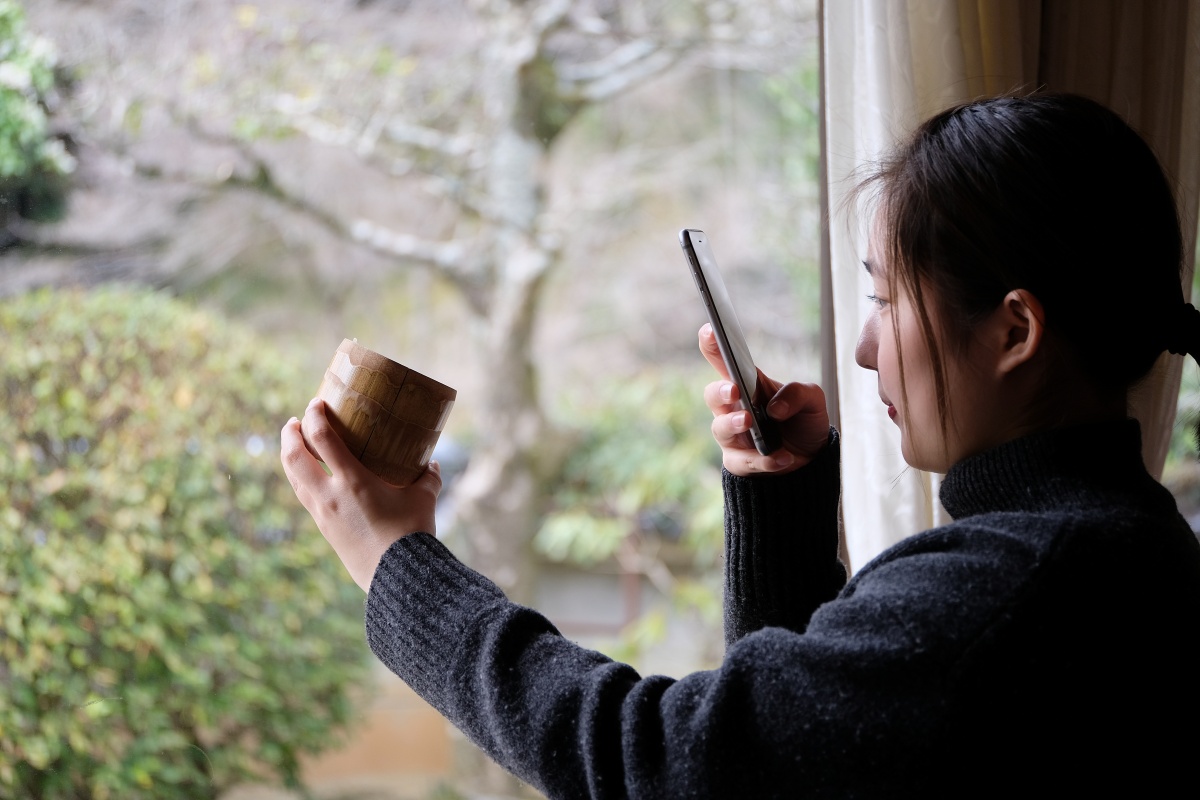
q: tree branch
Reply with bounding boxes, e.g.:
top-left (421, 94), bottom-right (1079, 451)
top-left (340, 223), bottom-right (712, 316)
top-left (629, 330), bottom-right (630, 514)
top-left (164, 115), bottom-right (489, 293)
top-left (560, 39), bottom-right (693, 103)
top-left (382, 120), bottom-right (477, 159)
top-left (348, 218), bottom-right (488, 312)
top-left (272, 94), bottom-right (479, 169)
top-left (531, 0), bottom-right (574, 40)
top-left (557, 38), bottom-right (660, 83)
top-left (266, 101), bottom-right (498, 220)
top-left (349, 218), bottom-right (470, 273)
top-left (419, 175), bottom-right (507, 227)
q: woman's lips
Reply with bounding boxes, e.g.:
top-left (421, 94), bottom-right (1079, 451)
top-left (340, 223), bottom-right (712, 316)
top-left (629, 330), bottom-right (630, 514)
top-left (879, 393), bottom-right (897, 421)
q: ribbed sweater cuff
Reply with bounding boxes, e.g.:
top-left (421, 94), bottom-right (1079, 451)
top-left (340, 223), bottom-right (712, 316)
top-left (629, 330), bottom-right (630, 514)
top-left (365, 532), bottom-right (507, 710)
top-left (723, 428), bottom-right (845, 644)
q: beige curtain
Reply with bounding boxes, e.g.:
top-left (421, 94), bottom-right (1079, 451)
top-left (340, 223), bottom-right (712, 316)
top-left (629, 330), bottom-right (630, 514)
top-left (823, 0), bottom-right (1200, 571)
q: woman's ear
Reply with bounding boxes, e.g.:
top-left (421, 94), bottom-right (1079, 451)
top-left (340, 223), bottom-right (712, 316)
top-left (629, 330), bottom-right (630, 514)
top-left (991, 289), bottom-right (1045, 375)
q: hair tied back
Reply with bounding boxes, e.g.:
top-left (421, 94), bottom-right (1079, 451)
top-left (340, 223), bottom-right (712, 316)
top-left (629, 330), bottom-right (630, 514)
top-left (1165, 303), bottom-right (1200, 357)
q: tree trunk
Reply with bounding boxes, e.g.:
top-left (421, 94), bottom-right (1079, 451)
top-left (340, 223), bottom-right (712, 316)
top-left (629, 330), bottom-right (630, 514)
top-left (446, 10), bottom-right (567, 604)
top-left (451, 222), bottom-right (561, 603)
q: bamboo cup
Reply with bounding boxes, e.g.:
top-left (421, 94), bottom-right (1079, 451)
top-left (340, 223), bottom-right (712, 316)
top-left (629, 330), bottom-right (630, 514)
top-left (305, 339), bottom-right (456, 486)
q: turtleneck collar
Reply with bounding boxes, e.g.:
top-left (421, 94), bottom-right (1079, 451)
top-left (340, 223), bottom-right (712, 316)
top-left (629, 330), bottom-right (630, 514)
top-left (939, 419), bottom-right (1165, 520)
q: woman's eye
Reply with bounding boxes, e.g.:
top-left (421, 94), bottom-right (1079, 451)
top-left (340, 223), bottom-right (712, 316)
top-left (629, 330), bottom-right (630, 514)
top-left (866, 294), bottom-right (888, 309)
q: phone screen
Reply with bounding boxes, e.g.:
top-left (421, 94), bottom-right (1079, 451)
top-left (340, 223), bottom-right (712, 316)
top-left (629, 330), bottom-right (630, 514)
top-left (679, 228), bottom-right (780, 455)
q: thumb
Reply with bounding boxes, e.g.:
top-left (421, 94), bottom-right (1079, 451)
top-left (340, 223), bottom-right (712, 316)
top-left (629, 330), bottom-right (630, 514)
top-left (302, 397), bottom-right (364, 477)
top-left (698, 324), bottom-right (732, 381)
top-left (415, 460), bottom-right (444, 498)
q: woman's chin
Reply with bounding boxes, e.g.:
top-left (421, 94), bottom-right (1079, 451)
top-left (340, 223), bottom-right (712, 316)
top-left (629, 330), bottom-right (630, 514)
top-left (899, 441), bottom-right (950, 474)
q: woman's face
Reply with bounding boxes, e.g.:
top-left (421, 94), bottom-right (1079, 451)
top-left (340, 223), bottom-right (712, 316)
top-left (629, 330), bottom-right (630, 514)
top-left (854, 234), bottom-right (989, 474)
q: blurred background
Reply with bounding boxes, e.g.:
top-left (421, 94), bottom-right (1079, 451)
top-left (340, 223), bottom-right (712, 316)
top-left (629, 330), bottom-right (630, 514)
top-left (0, 1), bottom-right (821, 797)
top-left (6, 2), bottom-right (1199, 798)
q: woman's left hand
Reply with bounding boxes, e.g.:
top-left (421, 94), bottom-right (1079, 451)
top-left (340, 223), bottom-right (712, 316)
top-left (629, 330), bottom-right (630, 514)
top-left (280, 398), bottom-right (442, 592)
top-left (699, 324), bottom-right (830, 476)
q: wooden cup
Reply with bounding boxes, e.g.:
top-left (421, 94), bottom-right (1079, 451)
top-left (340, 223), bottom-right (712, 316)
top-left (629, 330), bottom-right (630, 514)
top-left (308, 339), bottom-right (456, 486)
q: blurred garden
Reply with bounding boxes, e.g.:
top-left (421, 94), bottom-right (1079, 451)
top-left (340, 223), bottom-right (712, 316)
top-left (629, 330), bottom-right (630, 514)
top-left (0, 1), bottom-right (821, 797)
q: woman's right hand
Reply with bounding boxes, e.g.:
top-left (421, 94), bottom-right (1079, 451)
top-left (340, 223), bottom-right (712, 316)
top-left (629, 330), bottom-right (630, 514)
top-left (700, 324), bottom-right (830, 477)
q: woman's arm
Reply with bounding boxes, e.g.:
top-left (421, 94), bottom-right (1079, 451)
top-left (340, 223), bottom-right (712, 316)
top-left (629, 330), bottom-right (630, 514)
top-left (280, 397), bottom-right (959, 798)
top-left (363, 523), bottom-right (955, 800)
top-left (364, 530), bottom-right (891, 799)
top-left (697, 325), bottom-right (846, 645)
top-left (722, 429), bottom-right (846, 646)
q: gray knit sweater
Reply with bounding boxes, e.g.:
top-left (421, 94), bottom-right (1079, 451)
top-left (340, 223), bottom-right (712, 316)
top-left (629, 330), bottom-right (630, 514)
top-left (365, 421), bottom-right (1200, 798)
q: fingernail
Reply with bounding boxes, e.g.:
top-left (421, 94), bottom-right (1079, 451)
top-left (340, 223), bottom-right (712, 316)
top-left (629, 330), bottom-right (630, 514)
top-left (731, 411), bottom-right (748, 432)
top-left (768, 398), bottom-right (789, 418)
top-left (773, 451), bottom-right (794, 468)
top-left (308, 397), bottom-right (322, 412)
top-left (720, 383), bottom-right (733, 402)
top-left (701, 323), bottom-right (712, 337)
top-left (288, 417), bottom-right (298, 425)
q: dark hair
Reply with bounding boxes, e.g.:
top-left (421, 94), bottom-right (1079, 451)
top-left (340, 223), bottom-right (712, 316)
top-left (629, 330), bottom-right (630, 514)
top-left (864, 92), bottom-right (1186, 430)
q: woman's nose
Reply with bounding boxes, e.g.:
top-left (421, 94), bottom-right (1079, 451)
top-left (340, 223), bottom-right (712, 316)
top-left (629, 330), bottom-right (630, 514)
top-left (855, 311), bottom-right (879, 371)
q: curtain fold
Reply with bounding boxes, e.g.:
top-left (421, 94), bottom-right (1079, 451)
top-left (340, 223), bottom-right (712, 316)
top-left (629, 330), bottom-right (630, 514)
top-left (823, 0), bottom-right (1200, 571)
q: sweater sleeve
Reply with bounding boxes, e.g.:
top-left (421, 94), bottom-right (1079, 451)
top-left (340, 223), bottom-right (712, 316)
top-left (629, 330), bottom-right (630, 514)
top-left (359, 422), bottom-right (1200, 798)
top-left (364, 526), bottom-right (950, 800)
top-left (722, 427), bottom-right (846, 646)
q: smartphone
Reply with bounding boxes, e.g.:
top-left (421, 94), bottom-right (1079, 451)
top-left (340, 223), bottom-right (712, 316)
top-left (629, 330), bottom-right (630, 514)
top-left (679, 228), bottom-right (781, 456)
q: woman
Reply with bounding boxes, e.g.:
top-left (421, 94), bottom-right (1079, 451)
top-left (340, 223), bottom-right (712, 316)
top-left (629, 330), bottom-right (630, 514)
top-left (281, 93), bottom-right (1200, 798)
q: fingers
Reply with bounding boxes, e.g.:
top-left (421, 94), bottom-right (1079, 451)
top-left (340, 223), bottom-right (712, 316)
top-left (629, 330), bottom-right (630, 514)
top-left (703, 379), bottom-right (740, 416)
top-left (766, 382), bottom-right (826, 421)
top-left (726, 450), bottom-right (795, 474)
top-left (710, 410), bottom-right (794, 471)
top-left (754, 368), bottom-right (783, 403)
top-left (719, 440), bottom-right (794, 476)
top-left (697, 324), bottom-right (731, 380)
top-left (707, 379), bottom-right (829, 477)
top-left (700, 330), bottom-right (829, 476)
top-left (301, 398), bottom-right (367, 479)
top-left (769, 382), bottom-right (832, 459)
top-left (280, 415), bottom-right (330, 509)
top-left (710, 407), bottom-right (751, 449)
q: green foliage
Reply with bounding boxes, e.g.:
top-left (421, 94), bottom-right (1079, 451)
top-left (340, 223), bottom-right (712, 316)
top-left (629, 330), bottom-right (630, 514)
top-left (763, 61), bottom-right (823, 340)
top-left (539, 372), bottom-right (724, 567)
top-left (1167, 358), bottom-right (1200, 467)
top-left (0, 0), bottom-right (73, 221)
top-left (763, 64), bottom-right (820, 186)
top-left (539, 373), bottom-right (725, 660)
top-left (1163, 254), bottom-right (1200, 471)
top-left (601, 609), bottom-right (670, 667)
top-left (425, 783), bottom-right (467, 800)
top-left (0, 288), bottom-right (369, 799)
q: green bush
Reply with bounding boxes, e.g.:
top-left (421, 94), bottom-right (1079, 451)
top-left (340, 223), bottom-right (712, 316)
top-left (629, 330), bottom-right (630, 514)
top-left (0, 288), bottom-right (368, 799)
top-left (0, 0), bottom-right (73, 222)
top-left (538, 373), bottom-right (726, 663)
top-left (540, 373), bottom-right (724, 565)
